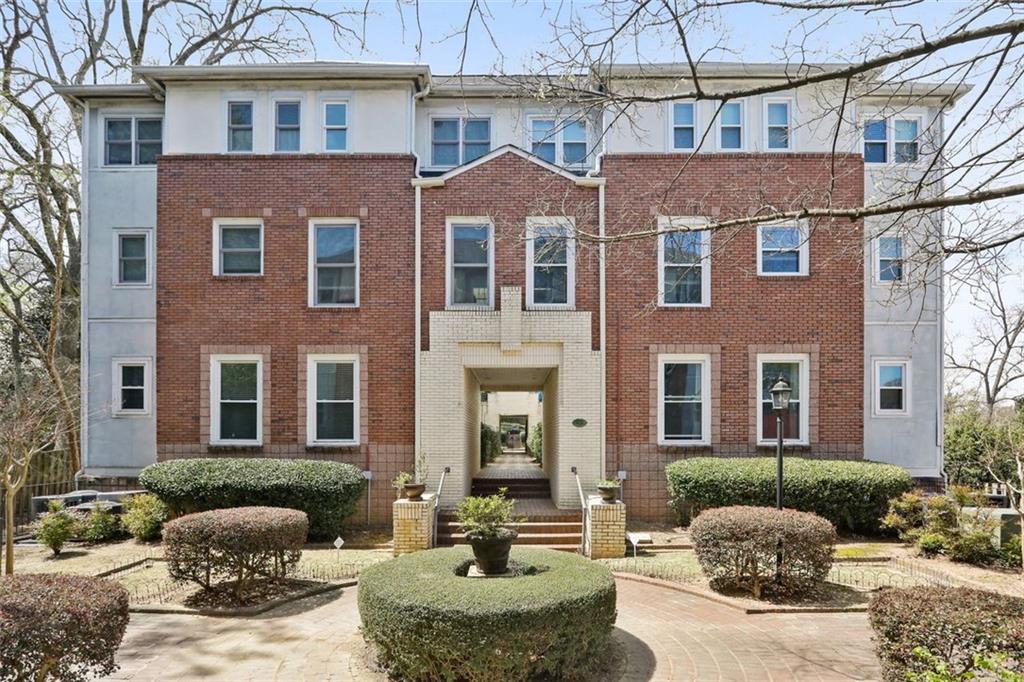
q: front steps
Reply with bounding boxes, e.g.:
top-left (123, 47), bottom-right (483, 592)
top-left (470, 476), bottom-right (550, 499)
top-left (435, 494), bottom-right (583, 552)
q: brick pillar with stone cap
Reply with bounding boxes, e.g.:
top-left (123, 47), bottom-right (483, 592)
top-left (587, 495), bottom-right (626, 559)
top-left (392, 494), bottom-right (435, 556)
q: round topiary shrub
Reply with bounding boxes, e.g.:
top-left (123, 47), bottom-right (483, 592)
top-left (666, 457), bottom-right (911, 533)
top-left (140, 457), bottom-right (365, 539)
top-left (690, 505), bottom-right (837, 598)
top-left (358, 547), bottom-right (617, 681)
top-left (0, 573), bottom-right (130, 682)
top-left (163, 506), bottom-right (308, 599)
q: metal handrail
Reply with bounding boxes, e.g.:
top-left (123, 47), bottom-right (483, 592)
top-left (431, 466), bottom-right (450, 547)
top-left (571, 466), bottom-right (589, 557)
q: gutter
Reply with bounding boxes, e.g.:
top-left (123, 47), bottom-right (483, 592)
top-left (411, 77), bottom-right (431, 483)
top-left (77, 100), bottom-right (91, 487)
top-left (588, 106), bottom-right (609, 481)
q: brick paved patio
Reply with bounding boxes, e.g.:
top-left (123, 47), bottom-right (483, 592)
top-left (107, 578), bottom-right (881, 681)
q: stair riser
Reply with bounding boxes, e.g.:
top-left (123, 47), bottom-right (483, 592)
top-left (439, 514), bottom-right (579, 523)
top-left (437, 523), bottom-right (582, 534)
top-left (438, 537), bottom-right (582, 547)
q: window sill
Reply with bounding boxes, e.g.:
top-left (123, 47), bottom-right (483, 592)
top-left (208, 443), bottom-right (263, 451)
top-left (213, 274), bottom-right (263, 280)
top-left (305, 442), bottom-right (360, 450)
top-left (112, 411), bottom-right (150, 418)
top-left (526, 304), bottom-right (576, 311)
top-left (309, 303), bottom-right (360, 310)
top-left (755, 441), bottom-right (810, 449)
top-left (872, 411), bottom-right (911, 419)
top-left (112, 283), bottom-right (153, 290)
top-left (658, 440), bottom-right (712, 448)
top-left (756, 273), bottom-right (808, 279)
top-left (658, 303), bottom-right (710, 309)
top-left (445, 305), bottom-right (494, 312)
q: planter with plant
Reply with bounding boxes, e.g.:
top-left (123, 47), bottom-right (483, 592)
top-left (455, 490), bottom-right (521, 575)
top-left (392, 471), bottom-right (425, 501)
top-left (596, 479), bottom-right (621, 502)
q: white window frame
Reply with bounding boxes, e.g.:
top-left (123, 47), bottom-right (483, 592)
top-left (209, 354), bottom-right (263, 446)
top-left (525, 217), bottom-right (576, 309)
top-left (212, 218), bottom-right (263, 277)
top-left (272, 98), bottom-right (301, 153)
top-left (307, 218), bottom-right (360, 308)
top-left (306, 354), bottom-right (360, 446)
top-left (892, 115), bottom-right (923, 164)
top-left (657, 216), bottom-right (711, 307)
top-left (321, 99), bottom-right (349, 153)
top-left (756, 222), bottom-right (809, 277)
top-left (429, 115), bottom-right (492, 168)
top-left (527, 116), bottom-right (589, 167)
top-left (226, 99), bottom-right (255, 153)
top-left (756, 353), bottom-right (810, 446)
top-left (862, 113), bottom-right (924, 166)
top-left (874, 234), bottom-right (907, 285)
top-left (657, 354), bottom-right (712, 446)
top-left (873, 358), bottom-right (911, 417)
top-left (111, 357), bottom-right (152, 417)
top-left (716, 100), bottom-right (745, 152)
top-left (111, 229), bottom-right (152, 288)
top-left (763, 97), bottom-right (793, 151)
top-left (100, 114), bottom-right (163, 167)
top-left (446, 217), bottom-right (495, 309)
top-left (669, 101), bottom-right (698, 151)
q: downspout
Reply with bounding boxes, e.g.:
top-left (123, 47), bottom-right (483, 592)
top-left (587, 106), bottom-right (608, 482)
top-left (76, 101), bottom-right (91, 489)
top-left (411, 78), bottom-right (430, 481)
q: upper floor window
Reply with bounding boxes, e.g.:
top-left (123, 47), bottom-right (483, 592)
top-left (228, 101), bottom-right (253, 152)
top-left (531, 118), bottom-right (587, 166)
top-left (864, 116), bottom-right (920, 164)
top-left (112, 358), bottom-right (151, 416)
top-left (659, 218), bottom-right (710, 306)
top-left (894, 119), bottom-right (919, 162)
top-left (672, 102), bottom-right (696, 150)
top-left (275, 101), bottom-right (300, 152)
top-left (447, 220), bottom-right (493, 307)
top-left (309, 220), bottom-right (358, 307)
top-left (758, 354), bottom-right (808, 444)
top-left (876, 235), bottom-right (904, 283)
top-left (526, 222), bottom-right (575, 308)
top-left (306, 355), bottom-right (359, 445)
top-left (104, 117), bottom-right (162, 166)
top-left (757, 224), bottom-right (808, 276)
top-left (875, 360), bottom-right (909, 415)
top-left (210, 355), bottom-right (262, 445)
top-left (323, 102), bottom-right (348, 151)
top-left (432, 117), bottom-right (491, 167)
top-left (718, 102), bottom-right (743, 150)
top-left (765, 100), bottom-right (791, 150)
top-left (658, 355), bottom-right (711, 445)
top-left (114, 230), bottom-right (150, 286)
top-left (213, 219), bottom-right (262, 276)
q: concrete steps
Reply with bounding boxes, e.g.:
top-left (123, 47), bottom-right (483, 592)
top-left (470, 477), bottom-right (551, 499)
top-left (435, 514), bottom-right (582, 551)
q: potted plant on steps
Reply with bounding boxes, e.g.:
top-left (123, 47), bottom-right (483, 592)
top-left (392, 471), bottom-right (425, 501)
top-left (456, 489), bottom-right (521, 575)
top-left (596, 479), bottom-right (621, 502)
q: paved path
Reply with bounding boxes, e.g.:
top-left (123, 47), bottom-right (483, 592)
top-left (108, 579), bottom-right (880, 681)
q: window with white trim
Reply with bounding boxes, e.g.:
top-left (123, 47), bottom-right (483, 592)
top-left (227, 101), bottom-right (253, 152)
top-left (672, 102), bottom-right (696, 150)
top-left (431, 117), bottom-right (491, 167)
top-left (757, 224), bottom-right (808, 276)
top-left (274, 101), bottom-right (300, 152)
top-left (323, 101), bottom-right (348, 151)
top-left (210, 356), bottom-right (262, 445)
top-left (765, 100), bottom-right (791, 150)
top-left (527, 223), bottom-right (574, 307)
top-left (214, 220), bottom-right (262, 276)
top-left (658, 355), bottom-right (711, 445)
top-left (864, 116), bottom-right (921, 164)
top-left (448, 221), bottom-right (493, 307)
top-left (876, 235), bottom-right (904, 283)
top-left (112, 358), bottom-right (150, 416)
top-left (659, 218), bottom-right (710, 306)
top-left (875, 360), bottom-right (909, 414)
top-left (114, 230), bottom-right (149, 286)
top-left (530, 118), bottom-right (588, 166)
top-left (893, 118), bottom-right (919, 163)
top-left (719, 102), bottom-right (743, 150)
top-left (757, 354), bottom-right (808, 444)
top-left (104, 117), bottom-right (162, 166)
top-left (306, 355), bottom-right (359, 445)
top-left (309, 221), bottom-right (358, 306)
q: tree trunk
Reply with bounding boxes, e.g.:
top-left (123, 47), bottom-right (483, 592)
top-left (4, 488), bottom-right (15, 575)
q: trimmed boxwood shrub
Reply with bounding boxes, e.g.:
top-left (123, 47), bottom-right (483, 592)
top-left (0, 573), bottom-right (130, 682)
top-left (140, 457), bottom-right (365, 538)
top-left (690, 505), bottom-right (836, 598)
top-left (869, 587), bottom-right (1024, 681)
top-left (358, 547), bottom-right (616, 681)
top-left (666, 457), bottom-right (911, 533)
top-left (122, 493), bottom-right (169, 541)
top-left (163, 507), bottom-right (307, 598)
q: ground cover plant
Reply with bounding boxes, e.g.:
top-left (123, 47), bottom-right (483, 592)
top-left (666, 457), bottom-right (911, 533)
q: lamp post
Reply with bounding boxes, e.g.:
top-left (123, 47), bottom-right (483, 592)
top-left (769, 376), bottom-right (792, 581)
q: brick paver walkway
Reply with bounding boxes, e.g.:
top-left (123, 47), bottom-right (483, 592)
top-left (108, 578), bottom-right (880, 681)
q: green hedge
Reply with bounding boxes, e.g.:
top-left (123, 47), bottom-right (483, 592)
top-left (666, 457), bottom-right (911, 534)
top-left (358, 547), bottom-right (616, 681)
top-left (140, 458), bottom-right (366, 539)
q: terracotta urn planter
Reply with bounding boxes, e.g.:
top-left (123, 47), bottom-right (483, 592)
top-left (467, 528), bottom-right (518, 574)
top-left (403, 482), bottom-right (426, 501)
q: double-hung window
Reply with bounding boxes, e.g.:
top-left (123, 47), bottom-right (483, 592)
top-left (757, 354), bottom-right (808, 444)
top-left (114, 230), bottom-right (150, 286)
top-left (323, 102), bottom-right (348, 151)
top-left (104, 117), bottom-right (162, 166)
top-left (431, 117), bottom-right (491, 167)
top-left (659, 217), bottom-right (710, 306)
top-left (306, 355), bottom-right (359, 445)
top-left (112, 358), bottom-right (150, 416)
top-left (530, 118), bottom-right (588, 166)
top-left (275, 101), bottom-right (301, 152)
top-left (875, 360), bottom-right (909, 415)
top-left (876, 235), bottom-right (904, 283)
top-left (526, 222), bottom-right (574, 307)
top-left (757, 224), bottom-right (808, 276)
top-left (309, 220), bottom-right (358, 306)
top-left (447, 220), bottom-right (493, 307)
top-left (765, 99), bottom-right (791, 150)
top-left (210, 356), bottom-right (262, 445)
top-left (671, 102), bottom-right (696, 150)
top-left (894, 118), bottom-right (919, 162)
top-left (658, 355), bottom-right (711, 445)
top-left (864, 116), bottom-right (921, 164)
top-left (214, 219), bottom-right (262, 276)
top-left (718, 101), bottom-right (743, 150)
top-left (228, 101), bottom-right (253, 152)
top-left (864, 118), bottom-right (887, 163)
